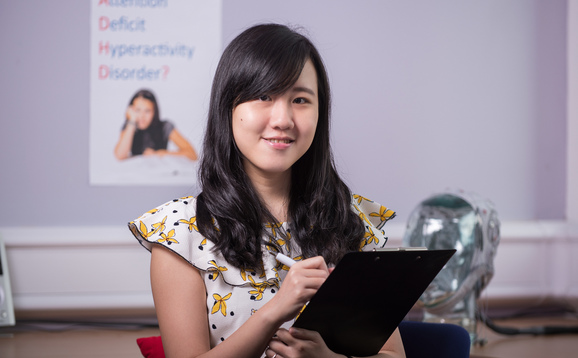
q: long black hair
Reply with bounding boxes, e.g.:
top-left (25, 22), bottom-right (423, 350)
top-left (196, 24), bottom-right (365, 269)
top-left (128, 89), bottom-right (166, 155)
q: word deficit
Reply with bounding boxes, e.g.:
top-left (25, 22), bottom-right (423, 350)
top-left (98, 16), bottom-right (145, 32)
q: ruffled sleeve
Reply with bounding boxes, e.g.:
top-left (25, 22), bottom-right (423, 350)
top-left (128, 196), bottom-right (278, 287)
top-left (350, 194), bottom-right (396, 251)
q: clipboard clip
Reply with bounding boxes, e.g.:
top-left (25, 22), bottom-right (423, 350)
top-left (372, 247), bottom-right (428, 252)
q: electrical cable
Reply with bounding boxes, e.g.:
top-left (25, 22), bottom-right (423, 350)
top-left (478, 311), bottom-right (578, 336)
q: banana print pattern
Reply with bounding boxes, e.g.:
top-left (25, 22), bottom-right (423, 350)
top-left (179, 216), bottom-right (198, 232)
top-left (208, 260), bottom-right (228, 281)
top-left (211, 292), bottom-right (232, 316)
top-left (360, 225), bottom-right (379, 249)
top-left (128, 194), bottom-right (394, 352)
top-left (158, 229), bottom-right (178, 245)
top-left (370, 205), bottom-right (396, 230)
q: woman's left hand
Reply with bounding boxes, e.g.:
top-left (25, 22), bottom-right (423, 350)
top-left (265, 327), bottom-right (339, 358)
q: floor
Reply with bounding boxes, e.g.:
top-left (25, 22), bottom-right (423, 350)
top-left (470, 314), bottom-right (578, 358)
top-left (0, 323), bottom-right (161, 358)
top-left (0, 314), bottom-right (577, 357)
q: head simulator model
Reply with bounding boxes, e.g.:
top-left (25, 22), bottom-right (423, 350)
top-left (403, 190), bottom-right (500, 342)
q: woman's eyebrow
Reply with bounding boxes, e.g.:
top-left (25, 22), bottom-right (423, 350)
top-left (292, 86), bottom-right (316, 96)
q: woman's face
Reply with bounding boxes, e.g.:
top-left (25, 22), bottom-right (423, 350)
top-left (232, 59), bottom-right (319, 180)
top-left (131, 97), bottom-right (155, 130)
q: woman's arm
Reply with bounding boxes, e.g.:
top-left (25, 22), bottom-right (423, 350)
top-left (377, 327), bottom-right (406, 358)
top-left (266, 325), bottom-right (405, 358)
top-left (158, 129), bottom-right (197, 160)
top-left (151, 245), bottom-right (211, 357)
top-left (151, 247), bottom-right (330, 358)
top-left (114, 119), bottom-right (137, 161)
top-left (114, 107), bottom-right (138, 160)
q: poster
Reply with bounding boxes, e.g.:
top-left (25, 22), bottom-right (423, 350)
top-left (89, 0), bottom-right (222, 185)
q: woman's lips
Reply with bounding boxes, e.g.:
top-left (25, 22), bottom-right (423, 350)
top-left (264, 137), bottom-right (294, 148)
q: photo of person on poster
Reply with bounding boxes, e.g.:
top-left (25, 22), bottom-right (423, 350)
top-left (114, 89), bottom-right (198, 161)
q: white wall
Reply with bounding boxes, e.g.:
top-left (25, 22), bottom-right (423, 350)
top-left (0, 0), bottom-right (576, 313)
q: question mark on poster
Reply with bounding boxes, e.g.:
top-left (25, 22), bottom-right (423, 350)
top-left (162, 65), bottom-right (170, 80)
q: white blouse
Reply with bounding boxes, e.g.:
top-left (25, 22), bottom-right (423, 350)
top-left (129, 194), bottom-right (395, 354)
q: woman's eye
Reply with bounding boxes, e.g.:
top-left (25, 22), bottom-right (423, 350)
top-left (258, 95), bottom-right (271, 101)
top-left (293, 97), bottom-right (308, 104)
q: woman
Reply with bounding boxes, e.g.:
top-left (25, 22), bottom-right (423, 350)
top-left (114, 89), bottom-right (198, 161)
top-left (129, 24), bottom-right (405, 358)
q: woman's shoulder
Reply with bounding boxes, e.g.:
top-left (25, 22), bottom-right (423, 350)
top-left (131, 196), bottom-right (197, 226)
top-left (128, 196), bottom-right (278, 287)
top-left (350, 193), bottom-right (396, 250)
top-left (159, 119), bottom-right (175, 129)
top-left (158, 119), bottom-right (175, 136)
top-left (351, 194), bottom-right (396, 228)
top-left (128, 196), bottom-right (209, 265)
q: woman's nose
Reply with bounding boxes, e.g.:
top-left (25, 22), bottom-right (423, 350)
top-left (270, 101), bottom-right (294, 130)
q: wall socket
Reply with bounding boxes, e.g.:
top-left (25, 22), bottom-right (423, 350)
top-left (0, 237), bottom-right (15, 326)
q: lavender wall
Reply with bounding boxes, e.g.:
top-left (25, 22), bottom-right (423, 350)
top-left (0, 0), bottom-right (567, 226)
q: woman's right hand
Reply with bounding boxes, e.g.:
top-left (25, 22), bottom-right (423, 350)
top-left (125, 106), bottom-right (137, 124)
top-left (114, 105), bottom-right (138, 160)
top-left (267, 256), bottom-right (330, 324)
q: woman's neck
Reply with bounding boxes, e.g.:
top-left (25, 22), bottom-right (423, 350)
top-left (246, 168), bottom-right (291, 223)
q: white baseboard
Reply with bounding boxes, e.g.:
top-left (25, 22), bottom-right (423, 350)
top-left (1, 221), bottom-right (577, 312)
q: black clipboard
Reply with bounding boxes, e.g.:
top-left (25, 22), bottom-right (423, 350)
top-left (292, 248), bottom-right (456, 357)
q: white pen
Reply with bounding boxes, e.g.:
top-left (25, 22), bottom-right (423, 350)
top-left (270, 251), bottom-right (296, 267)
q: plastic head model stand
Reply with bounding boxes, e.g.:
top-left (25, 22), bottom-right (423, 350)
top-left (402, 190), bottom-right (500, 340)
